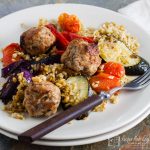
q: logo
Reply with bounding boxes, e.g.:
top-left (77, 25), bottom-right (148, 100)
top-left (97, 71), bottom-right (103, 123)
top-left (108, 136), bottom-right (120, 147)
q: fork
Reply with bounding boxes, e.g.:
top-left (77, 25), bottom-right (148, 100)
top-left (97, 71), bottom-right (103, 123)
top-left (18, 68), bottom-right (150, 143)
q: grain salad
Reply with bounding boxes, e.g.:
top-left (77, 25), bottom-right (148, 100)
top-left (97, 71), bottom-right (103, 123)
top-left (0, 12), bottom-right (149, 120)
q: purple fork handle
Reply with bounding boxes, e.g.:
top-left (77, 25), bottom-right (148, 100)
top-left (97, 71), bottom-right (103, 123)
top-left (18, 93), bottom-right (106, 143)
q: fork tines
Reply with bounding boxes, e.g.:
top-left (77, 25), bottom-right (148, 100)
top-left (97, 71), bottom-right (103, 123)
top-left (125, 67), bottom-right (150, 88)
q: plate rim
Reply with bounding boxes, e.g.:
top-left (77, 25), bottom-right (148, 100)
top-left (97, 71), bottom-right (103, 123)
top-left (0, 3), bottom-right (150, 140)
top-left (0, 107), bottom-right (149, 146)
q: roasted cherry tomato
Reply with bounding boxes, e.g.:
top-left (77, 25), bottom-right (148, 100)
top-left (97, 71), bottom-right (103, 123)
top-left (89, 72), bottom-right (121, 92)
top-left (2, 43), bottom-right (22, 67)
top-left (103, 62), bottom-right (125, 78)
top-left (58, 13), bottom-right (81, 33)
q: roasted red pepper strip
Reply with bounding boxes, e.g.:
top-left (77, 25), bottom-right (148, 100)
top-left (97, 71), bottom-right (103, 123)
top-left (55, 50), bottom-right (65, 55)
top-left (46, 24), bottom-right (69, 49)
top-left (61, 31), bottom-right (94, 43)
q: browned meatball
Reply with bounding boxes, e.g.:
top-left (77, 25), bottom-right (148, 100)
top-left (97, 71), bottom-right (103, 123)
top-left (20, 27), bottom-right (56, 56)
top-left (23, 81), bottom-right (61, 117)
top-left (61, 39), bottom-right (101, 76)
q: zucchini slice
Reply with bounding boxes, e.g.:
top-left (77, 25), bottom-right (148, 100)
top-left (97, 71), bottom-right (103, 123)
top-left (62, 76), bottom-right (89, 120)
top-left (62, 76), bottom-right (89, 110)
top-left (66, 76), bottom-right (89, 104)
top-left (98, 40), bottom-right (140, 67)
top-left (98, 38), bottom-right (149, 75)
top-left (125, 56), bottom-right (149, 75)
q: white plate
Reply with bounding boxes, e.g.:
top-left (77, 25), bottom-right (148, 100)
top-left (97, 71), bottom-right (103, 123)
top-left (1, 107), bottom-right (150, 146)
top-left (0, 4), bottom-right (150, 140)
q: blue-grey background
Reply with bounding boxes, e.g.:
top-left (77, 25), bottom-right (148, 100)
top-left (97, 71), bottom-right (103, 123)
top-left (0, 0), bottom-right (137, 17)
top-left (2, 0), bottom-right (149, 150)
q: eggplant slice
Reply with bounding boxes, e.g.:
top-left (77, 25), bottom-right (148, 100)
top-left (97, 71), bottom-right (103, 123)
top-left (125, 56), bottom-right (149, 75)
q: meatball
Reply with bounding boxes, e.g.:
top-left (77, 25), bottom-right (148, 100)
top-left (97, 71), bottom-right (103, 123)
top-left (61, 39), bottom-right (101, 76)
top-left (23, 81), bottom-right (61, 117)
top-left (20, 26), bottom-right (56, 56)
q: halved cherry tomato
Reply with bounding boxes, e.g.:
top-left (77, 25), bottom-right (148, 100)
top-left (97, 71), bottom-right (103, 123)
top-left (96, 72), bottom-right (119, 80)
top-left (103, 62), bottom-right (125, 78)
top-left (2, 43), bottom-right (22, 67)
top-left (58, 13), bottom-right (81, 33)
top-left (61, 31), bottom-right (94, 43)
top-left (89, 72), bottom-right (121, 92)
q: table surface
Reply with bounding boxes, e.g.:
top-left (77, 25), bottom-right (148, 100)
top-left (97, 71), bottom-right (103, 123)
top-left (0, 0), bottom-right (150, 150)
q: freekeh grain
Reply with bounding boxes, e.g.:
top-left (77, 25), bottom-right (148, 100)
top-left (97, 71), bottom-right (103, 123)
top-left (1, 19), bottom-right (140, 119)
